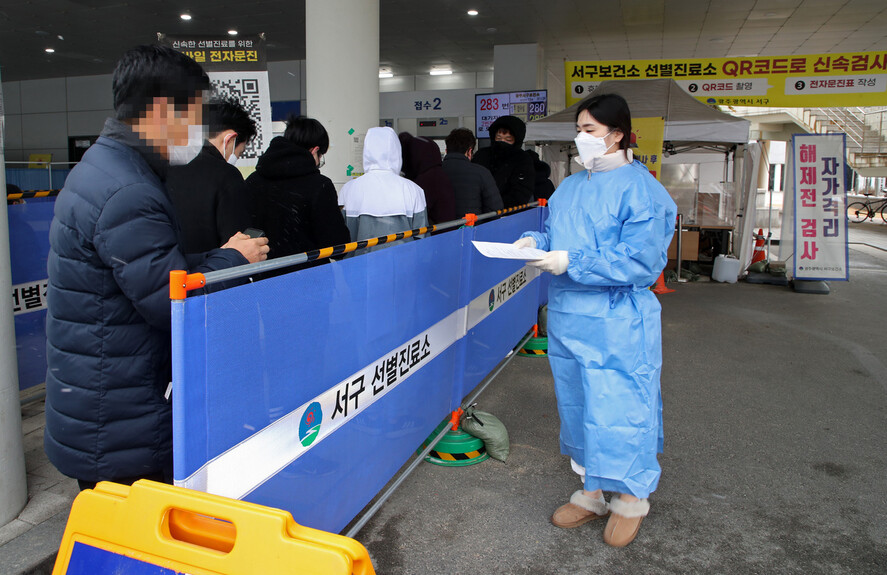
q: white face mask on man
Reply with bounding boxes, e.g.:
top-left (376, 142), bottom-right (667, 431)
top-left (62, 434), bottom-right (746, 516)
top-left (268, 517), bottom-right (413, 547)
top-left (574, 130), bottom-right (615, 168)
top-left (223, 134), bottom-right (240, 165)
top-left (168, 124), bottom-right (206, 166)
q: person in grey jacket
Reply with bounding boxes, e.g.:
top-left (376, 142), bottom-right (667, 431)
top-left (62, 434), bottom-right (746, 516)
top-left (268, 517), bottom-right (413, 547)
top-left (442, 128), bottom-right (504, 218)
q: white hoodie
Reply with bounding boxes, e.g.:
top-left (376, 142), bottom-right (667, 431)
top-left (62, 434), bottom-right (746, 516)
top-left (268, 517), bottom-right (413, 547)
top-left (340, 127), bottom-right (428, 254)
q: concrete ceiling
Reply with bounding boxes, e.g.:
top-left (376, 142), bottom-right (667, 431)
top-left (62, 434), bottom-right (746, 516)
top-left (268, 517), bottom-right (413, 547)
top-left (1, 0), bottom-right (886, 83)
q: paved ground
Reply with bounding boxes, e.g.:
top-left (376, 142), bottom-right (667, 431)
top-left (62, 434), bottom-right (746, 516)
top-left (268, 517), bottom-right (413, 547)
top-left (2, 221), bottom-right (886, 574)
top-left (0, 397), bottom-right (77, 575)
top-left (356, 221), bottom-right (887, 574)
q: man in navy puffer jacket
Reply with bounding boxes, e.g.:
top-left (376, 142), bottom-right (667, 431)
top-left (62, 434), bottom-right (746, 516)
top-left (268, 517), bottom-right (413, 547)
top-left (44, 45), bottom-right (269, 490)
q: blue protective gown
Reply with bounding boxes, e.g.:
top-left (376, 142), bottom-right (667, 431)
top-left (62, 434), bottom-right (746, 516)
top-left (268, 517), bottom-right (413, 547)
top-left (524, 160), bottom-right (677, 498)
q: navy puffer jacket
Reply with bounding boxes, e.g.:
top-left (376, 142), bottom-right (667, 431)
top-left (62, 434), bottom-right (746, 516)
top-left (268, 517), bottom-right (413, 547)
top-left (44, 119), bottom-right (247, 482)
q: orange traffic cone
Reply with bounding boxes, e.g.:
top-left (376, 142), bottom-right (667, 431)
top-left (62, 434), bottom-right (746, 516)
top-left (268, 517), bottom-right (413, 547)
top-left (651, 271), bottom-right (675, 294)
top-left (750, 228), bottom-right (766, 265)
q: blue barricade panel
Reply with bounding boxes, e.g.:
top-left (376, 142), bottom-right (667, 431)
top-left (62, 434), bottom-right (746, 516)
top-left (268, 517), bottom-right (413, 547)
top-left (175, 230), bottom-right (465, 533)
top-left (64, 542), bottom-right (182, 574)
top-left (458, 210), bottom-right (544, 402)
top-left (8, 197), bottom-right (55, 390)
top-left (173, 209), bottom-right (547, 533)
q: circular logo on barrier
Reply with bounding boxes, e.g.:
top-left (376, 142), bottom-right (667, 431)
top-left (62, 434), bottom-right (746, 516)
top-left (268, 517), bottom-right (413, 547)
top-left (299, 402), bottom-right (322, 447)
top-left (488, 289), bottom-right (496, 312)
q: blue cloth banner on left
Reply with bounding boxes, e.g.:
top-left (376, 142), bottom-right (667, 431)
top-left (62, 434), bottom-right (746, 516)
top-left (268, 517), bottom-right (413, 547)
top-left (4, 167), bottom-right (71, 190)
top-left (8, 197), bottom-right (55, 390)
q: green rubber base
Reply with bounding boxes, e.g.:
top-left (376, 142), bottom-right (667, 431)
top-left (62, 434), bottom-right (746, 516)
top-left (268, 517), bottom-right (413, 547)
top-left (419, 420), bottom-right (489, 467)
top-left (518, 336), bottom-right (548, 357)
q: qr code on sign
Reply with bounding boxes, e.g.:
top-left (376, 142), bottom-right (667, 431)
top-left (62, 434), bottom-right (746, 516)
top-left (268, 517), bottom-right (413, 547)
top-left (209, 71), bottom-right (271, 164)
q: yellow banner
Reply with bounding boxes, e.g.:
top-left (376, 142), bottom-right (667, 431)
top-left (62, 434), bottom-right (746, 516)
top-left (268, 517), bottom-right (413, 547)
top-left (631, 117), bottom-right (664, 181)
top-left (566, 51), bottom-right (887, 108)
top-left (28, 153), bottom-right (52, 169)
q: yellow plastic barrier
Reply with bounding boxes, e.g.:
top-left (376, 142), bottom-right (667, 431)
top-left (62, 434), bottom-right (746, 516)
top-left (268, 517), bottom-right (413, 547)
top-left (52, 480), bottom-right (375, 575)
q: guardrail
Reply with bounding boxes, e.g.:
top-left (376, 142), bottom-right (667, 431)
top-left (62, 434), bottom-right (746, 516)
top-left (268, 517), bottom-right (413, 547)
top-left (6, 189), bottom-right (60, 200)
top-left (172, 201), bottom-right (545, 294)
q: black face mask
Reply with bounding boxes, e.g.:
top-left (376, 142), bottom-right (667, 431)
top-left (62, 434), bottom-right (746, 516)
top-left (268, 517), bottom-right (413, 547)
top-left (491, 140), bottom-right (514, 152)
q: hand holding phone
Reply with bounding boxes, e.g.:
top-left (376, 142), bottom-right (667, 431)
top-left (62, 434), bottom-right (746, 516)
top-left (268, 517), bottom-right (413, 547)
top-left (243, 228), bottom-right (265, 238)
top-left (223, 231), bottom-right (270, 263)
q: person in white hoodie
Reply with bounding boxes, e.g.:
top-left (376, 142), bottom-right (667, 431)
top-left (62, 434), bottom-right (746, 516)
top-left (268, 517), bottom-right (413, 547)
top-left (340, 127), bottom-right (428, 255)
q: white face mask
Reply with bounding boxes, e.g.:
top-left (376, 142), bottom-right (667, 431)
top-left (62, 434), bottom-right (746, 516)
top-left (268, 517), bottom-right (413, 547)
top-left (574, 130), bottom-right (614, 168)
top-left (169, 124), bottom-right (206, 166)
top-left (223, 134), bottom-right (240, 165)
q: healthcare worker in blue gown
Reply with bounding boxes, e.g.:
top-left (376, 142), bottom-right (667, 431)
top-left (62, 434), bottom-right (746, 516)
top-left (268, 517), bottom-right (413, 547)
top-left (515, 93), bottom-right (677, 547)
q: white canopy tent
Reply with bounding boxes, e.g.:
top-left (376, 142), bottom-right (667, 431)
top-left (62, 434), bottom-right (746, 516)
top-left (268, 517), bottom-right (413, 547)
top-left (525, 79), bottom-right (750, 145)
top-left (526, 80), bottom-right (757, 268)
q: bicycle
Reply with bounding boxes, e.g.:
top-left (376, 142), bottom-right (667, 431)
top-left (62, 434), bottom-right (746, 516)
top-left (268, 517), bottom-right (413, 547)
top-left (847, 197), bottom-right (887, 223)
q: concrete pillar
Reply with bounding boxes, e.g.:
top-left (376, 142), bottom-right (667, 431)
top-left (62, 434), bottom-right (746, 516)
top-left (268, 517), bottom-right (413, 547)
top-left (0, 74), bottom-right (29, 527)
top-left (306, 0), bottom-right (379, 192)
top-left (493, 43), bottom-right (543, 92)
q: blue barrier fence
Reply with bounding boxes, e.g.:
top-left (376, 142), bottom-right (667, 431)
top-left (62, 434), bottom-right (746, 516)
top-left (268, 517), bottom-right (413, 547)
top-left (5, 167), bottom-right (72, 191)
top-left (8, 197), bottom-right (54, 391)
top-left (172, 208), bottom-right (548, 533)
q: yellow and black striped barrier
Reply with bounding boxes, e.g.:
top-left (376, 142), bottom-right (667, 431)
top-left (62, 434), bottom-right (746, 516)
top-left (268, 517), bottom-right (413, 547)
top-left (426, 445), bottom-right (487, 463)
top-left (7, 189), bottom-right (61, 200)
top-left (519, 345), bottom-right (547, 356)
top-left (304, 225), bottom-right (438, 262)
top-left (301, 201), bottom-right (543, 265)
top-left (192, 200), bottom-right (545, 291)
top-left (518, 324), bottom-right (548, 357)
top-left (418, 418), bottom-right (489, 467)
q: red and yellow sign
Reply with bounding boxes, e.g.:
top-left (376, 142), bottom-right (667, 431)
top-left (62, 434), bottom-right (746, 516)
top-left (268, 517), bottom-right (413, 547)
top-left (566, 51), bottom-right (887, 108)
top-left (631, 117), bottom-right (664, 180)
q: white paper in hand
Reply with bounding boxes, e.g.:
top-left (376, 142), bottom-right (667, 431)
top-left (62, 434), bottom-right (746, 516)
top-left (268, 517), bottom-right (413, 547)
top-left (472, 241), bottom-right (548, 261)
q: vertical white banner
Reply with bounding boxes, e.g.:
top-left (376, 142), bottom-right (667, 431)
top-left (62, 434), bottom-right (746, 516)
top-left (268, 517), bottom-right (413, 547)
top-left (792, 134), bottom-right (849, 281)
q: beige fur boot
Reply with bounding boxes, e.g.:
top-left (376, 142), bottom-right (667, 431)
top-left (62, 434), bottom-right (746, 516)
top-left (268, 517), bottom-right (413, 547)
top-left (603, 497), bottom-right (650, 547)
top-left (551, 490), bottom-right (609, 528)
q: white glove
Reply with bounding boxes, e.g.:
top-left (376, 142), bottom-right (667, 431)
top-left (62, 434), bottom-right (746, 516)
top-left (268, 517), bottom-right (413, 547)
top-left (512, 236), bottom-right (536, 249)
top-left (527, 250), bottom-right (569, 275)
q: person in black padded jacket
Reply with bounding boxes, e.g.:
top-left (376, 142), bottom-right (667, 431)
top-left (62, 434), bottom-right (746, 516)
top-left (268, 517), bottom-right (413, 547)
top-left (246, 116), bottom-right (350, 272)
top-left (472, 115), bottom-right (535, 208)
top-left (166, 97), bottom-right (257, 253)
